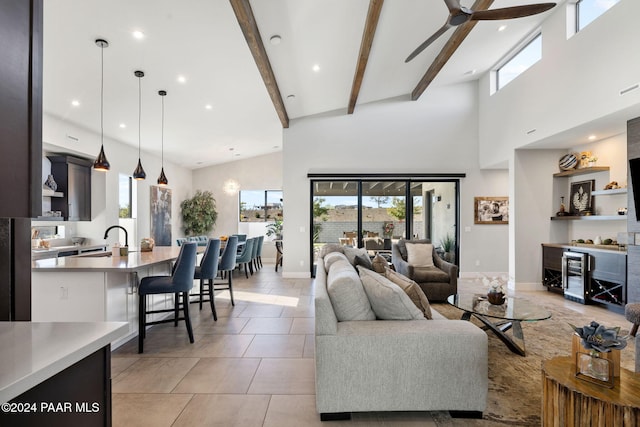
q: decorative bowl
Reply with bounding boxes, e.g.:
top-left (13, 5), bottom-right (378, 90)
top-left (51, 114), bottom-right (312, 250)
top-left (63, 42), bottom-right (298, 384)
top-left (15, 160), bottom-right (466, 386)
top-left (487, 291), bottom-right (506, 305)
top-left (140, 238), bottom-right (155, 252)
top-left (559, 153), bottom-right (578, 171)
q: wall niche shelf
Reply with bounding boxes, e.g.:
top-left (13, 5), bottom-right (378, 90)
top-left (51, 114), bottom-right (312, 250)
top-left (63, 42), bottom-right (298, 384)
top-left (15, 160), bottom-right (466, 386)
top-left (42, 188), bottom-right (64, 198)
top-left (553, 166), bottom-right (609, 177)
top-left (591, 188), bottom-right (627, 196)
top-left (550, 215), bottom-right (627, 221)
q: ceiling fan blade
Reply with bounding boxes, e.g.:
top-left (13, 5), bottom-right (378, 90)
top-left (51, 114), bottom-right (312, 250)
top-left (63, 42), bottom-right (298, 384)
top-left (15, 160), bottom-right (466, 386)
top-left (444, 0), bottom-right (462, 13)
top-left (405, 23), bottom-right (452, 63)
top-left (471, 3), bottom-right (556, 21)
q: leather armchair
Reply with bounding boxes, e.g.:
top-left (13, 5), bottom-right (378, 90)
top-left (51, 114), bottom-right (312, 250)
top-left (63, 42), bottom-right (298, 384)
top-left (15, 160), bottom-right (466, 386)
top-left (391, 239), bottom-right (457, 302)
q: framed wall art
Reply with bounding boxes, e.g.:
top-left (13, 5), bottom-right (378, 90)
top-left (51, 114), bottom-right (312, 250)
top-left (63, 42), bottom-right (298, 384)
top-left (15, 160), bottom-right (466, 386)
top-left (474, 197), bottom-right (509, 224)
top-left (569, 180), bottom-right (594, 215)
top-left (151, 185), bottom-right (172, 246)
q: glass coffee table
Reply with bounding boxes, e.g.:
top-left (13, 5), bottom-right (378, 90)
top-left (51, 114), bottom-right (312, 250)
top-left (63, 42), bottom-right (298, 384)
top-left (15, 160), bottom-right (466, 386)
top-left (447, 294), bottom-right (552, 356)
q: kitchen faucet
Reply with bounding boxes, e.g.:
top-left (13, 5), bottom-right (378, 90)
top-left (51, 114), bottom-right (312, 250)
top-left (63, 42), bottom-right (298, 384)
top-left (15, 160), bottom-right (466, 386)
top-left (104, 225), bottom-right (128, 247)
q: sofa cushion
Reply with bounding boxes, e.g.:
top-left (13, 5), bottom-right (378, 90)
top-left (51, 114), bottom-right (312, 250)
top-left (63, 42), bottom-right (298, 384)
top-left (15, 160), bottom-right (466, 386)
top-left (357, 266), bottom-right (424, 320)
top-left (353, 253), bottom-right (374, 271)
top-left (412, 266), bottom-right (450, 283)
top-left (342, 246), bottom-right (369, 265)
top-left (396, 239), bottom-right (432, 261)
top-left (372, 254), bottom-right (388, 274)
top-left (327, 259), bottom-right (376, 321)
top-left (324, 251), bottom-right (349, 271)
top-left (384, 268), bottom-right (433, 319)
top-left (318, 243), bottom-right (345, 259)
top-left (405, 242), bottom-right (435, 268)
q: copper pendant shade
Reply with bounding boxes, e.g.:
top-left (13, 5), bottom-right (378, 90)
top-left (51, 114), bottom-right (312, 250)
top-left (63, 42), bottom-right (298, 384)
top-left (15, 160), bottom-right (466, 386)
top-left (157, 90), bottom-right (169, 186)
top-left (133, 70), bottom-right (146, 180)
top-left (93, 39), bottom-right (110, 171)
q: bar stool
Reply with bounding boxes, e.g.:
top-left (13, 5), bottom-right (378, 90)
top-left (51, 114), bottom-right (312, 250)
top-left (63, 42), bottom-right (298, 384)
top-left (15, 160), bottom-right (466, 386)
top-left (194, 238), bottom-right (221, 320)
top-left (216, 235), bottom-right (238, 306)
top-left (138, 243), bottom-right (197, 354)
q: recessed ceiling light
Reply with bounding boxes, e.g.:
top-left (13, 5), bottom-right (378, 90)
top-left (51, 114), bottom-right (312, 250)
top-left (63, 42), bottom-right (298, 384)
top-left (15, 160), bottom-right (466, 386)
top-left (234, 153), bottom-right (241, 157)
top-left (205, 104), bottom-right (212, 110)
top-left (71, 100), bottom-right (80, 107)
top-left (177, 75), bottom-right (187, 84)
top-left (119, 123), bottom-right (126, 128)
top-left (270, 35), bottom-right (281, 45)
top-left (588, 135), bottom-right (597, 141)
top-left (498, 25), bottom-right (507, 32)
top-left (132, 30), bottom-right (145, 40)
top-left (312, 64), bottom-right (320, 72)
top-left (286, 94), bottom-right (295, 100)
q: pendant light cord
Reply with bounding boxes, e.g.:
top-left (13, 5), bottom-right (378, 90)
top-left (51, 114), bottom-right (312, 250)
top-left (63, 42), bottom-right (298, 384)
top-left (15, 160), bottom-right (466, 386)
top-left (138, 76), bottom-right (142, 158)
top-left (161, 95), bottom-right (164, 167)
top-left (100, 45), bottom-right (104, 147)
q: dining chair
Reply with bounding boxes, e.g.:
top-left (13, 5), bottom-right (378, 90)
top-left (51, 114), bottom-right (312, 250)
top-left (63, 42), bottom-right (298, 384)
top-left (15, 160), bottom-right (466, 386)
top-left (255, 235), bottom-right (264, 269)
top-left (275, 240), bottom-right (283, 272)
top-left (193, 238), bottom-right (221, 320)
top-left (250, 236), bottom-right (260, 272)
top-left (216, 235), bottom-right (238, 306)
top-left (138, 242), bottom-right (197, 353)
top-left (235, 237), bottom-right (255, 278)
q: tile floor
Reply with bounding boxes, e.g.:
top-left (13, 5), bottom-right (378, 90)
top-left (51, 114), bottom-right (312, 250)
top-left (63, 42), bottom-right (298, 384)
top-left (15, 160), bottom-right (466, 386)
top-left (111, 264), bottom-right (628, 427)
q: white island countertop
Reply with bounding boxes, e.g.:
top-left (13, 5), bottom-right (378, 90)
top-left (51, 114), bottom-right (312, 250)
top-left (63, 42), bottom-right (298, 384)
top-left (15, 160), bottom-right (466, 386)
top-left (31, 247), bottom-right (196, 272)
top-left (0, 322), bottom-right (128, 403)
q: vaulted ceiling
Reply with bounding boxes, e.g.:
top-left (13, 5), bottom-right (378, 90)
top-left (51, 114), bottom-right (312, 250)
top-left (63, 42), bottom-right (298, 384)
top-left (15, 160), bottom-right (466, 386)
top-left (43, 0), bottom-right (559, 168)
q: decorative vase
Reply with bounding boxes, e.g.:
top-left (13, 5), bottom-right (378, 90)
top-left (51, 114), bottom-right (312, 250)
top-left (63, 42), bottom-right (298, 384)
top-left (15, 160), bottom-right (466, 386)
top-left (558, 154), bottom-right (578, 171)
top-left (487, 291), bottom-right (505, 305)
top-left (43, 174), bottom-right (57, 191)
top-left (556, 196), bottom-right (567, 216)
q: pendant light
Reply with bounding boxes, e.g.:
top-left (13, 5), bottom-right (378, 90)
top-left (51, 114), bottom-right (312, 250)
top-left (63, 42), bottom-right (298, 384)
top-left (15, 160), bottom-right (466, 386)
top-left (132, 70), bottom-right (146, 180)
top-left (157, 90), bottom-right (168, 186)
top-left (93, 39), bottom-right (110, 171)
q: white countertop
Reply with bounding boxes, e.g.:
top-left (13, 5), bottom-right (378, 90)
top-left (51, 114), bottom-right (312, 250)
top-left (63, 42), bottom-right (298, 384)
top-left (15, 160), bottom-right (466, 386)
top-left (0, 322), bottom-right (128, 403)
top-left (32, 246), bottom-right (198, 272)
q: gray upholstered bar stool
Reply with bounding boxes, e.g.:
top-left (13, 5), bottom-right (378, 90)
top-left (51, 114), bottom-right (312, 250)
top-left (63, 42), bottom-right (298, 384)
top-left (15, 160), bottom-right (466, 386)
top-left (216, 235), bottom-right (238, 306)
top-left (194, 238), bottom-right (221, 320)
top-left (138, 242), bottom-right (197, 353)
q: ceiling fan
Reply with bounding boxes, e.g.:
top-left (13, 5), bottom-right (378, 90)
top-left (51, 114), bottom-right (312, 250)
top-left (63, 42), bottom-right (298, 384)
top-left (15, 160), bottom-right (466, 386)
top-left (405, 0), bottom-right (556, 63)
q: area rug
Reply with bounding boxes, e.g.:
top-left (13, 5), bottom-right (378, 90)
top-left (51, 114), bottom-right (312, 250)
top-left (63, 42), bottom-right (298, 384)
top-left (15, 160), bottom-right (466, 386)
top-left (429, 300), bottom-right (636, 427)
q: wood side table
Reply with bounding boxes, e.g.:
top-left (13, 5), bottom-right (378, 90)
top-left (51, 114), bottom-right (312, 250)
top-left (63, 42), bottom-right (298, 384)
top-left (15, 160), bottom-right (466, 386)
top-left (542, 356), bottom-right (640, 426)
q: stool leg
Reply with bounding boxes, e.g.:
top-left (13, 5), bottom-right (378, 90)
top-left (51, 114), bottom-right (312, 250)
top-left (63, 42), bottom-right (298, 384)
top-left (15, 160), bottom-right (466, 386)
top-left (199, 278), bottom-right (204, 311)
top-left (631, 323), bottom-right (639, 337)
top-left (138, 294), bottom-right (145, 354)
top-left (174, 293), bottom-right (179, 327)
top-left (182, 292), bottom-right (194, 344)
top-left (228, 273), bottom-right (235, 306)
top-left (208, 279), bottom-right (217, 321)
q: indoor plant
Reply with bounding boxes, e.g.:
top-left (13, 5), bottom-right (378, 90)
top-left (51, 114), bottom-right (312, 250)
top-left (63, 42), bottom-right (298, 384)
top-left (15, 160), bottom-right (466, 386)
top-left (266, 219), bottom-right (283, 240)
top-left (180, 190), bottom-right (218, 236)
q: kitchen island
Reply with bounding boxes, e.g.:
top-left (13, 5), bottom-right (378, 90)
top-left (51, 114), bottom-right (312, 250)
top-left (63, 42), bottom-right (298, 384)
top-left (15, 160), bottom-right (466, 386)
top-left (32, 247), bottom-right (199, 348)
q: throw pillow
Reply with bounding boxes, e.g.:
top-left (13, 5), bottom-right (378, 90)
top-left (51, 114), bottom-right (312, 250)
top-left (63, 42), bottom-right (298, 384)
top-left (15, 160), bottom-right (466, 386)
top-left (371, 254), bottom-right (388, 274)
top-left (327, 260), bottom-right (376, 321)
top-left (353, 253), bottom-right (374, 271)
top-left (324, 251), bottom-right (349, 270)
top-left (342, 246), bottom-right (369, 265)
top-left (357, 266), bottom-right (424, 320)
top-left (384, 268), bottom-right (433, 319)
top-left (318, 243), bottom-right (345, 259)
top-left (405, 242), bottom-right (434, 268)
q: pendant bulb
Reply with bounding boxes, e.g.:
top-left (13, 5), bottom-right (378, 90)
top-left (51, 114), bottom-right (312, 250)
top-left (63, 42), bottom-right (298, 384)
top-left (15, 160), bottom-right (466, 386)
top-left (157, 167), bottom-right (168, 186)
top-left (93, 144), bottom-right (110, 171)
top-left (133, 158), bottom-right (146, 180)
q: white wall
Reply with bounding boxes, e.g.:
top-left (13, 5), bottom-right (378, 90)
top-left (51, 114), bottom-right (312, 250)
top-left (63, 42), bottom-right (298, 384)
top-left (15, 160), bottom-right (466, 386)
top-left (191, 152), bottom-right (283, 260)
top-left (283, 82), bottom-right (510, 277)
top-left (41, 113), bottom-right (193, 248)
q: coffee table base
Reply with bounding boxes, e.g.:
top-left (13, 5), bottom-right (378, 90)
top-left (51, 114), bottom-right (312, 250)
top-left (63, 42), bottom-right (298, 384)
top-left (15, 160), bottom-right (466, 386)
top-left (461, 311), bottom-right (526, 356)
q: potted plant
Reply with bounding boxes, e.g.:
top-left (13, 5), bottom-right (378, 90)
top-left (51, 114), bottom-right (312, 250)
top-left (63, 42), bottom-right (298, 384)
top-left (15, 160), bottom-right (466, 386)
top-left (180, 190), bottom-right (218, 236)
top-left (266, 219), bottom-right (283, 240)
top-left (440, 233), bottom-right (455, 262)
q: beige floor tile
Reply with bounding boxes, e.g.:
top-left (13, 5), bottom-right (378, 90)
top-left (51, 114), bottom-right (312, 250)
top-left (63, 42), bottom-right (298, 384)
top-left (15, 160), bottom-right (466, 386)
top-left (281, 303), bottom-right (315, 318)
top-left (193, 317), bottom-right (249, 334)
top-left (173, 357), bottom-right (261, 393)
top-left (237, 304), bottom-right (285, 318)
top-left (111, 356), bottom-right (139, 377)
top-left (241, 317), bottom-right (293, 334)
top-left (113, 332), bottom-right (193, 358)
top-left (112, 393), bottom-right (193, 427)
top-left (303, 334), bottom-right (315, 358)
top-left (244, 334), bottom-right (305, 358)
top-left (112, 357), bottom-right (199, 393)
top-left (172, 394), bottom-right (270, 427)
top-left (248, 358), bottom-right (315, 395)
top-left (183, 334), bottom-right (255, 357)
top-left (290, 317), bottom-right (315, 334)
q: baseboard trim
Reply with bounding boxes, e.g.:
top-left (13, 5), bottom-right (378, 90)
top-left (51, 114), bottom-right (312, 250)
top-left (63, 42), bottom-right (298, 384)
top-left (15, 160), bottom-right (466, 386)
top-left (320, 412), bottom-right (351, 421)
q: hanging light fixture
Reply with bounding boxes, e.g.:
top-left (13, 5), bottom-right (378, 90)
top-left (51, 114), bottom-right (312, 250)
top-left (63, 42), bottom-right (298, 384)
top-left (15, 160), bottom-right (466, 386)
top-left (93, 39), bottom-right (110, 171)
top-left (132, 70), bottom-right (146, 180)
top-left (157, 90), bottom-right (168, 186)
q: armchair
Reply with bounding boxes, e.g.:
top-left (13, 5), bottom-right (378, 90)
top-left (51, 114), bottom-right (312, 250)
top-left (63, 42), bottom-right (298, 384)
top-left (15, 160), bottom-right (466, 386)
top-left (391, 239), bottom-right (457, 302)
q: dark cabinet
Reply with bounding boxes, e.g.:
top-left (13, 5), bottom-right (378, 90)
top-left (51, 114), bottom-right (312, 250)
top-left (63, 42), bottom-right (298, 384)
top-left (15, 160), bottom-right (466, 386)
top-left (47, 155), bottom-right (92, 221)
top-left (542, 245), bottom-right (565, 293)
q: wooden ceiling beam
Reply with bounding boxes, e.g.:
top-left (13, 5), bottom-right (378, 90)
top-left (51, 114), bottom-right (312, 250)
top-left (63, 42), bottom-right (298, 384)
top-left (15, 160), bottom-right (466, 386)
top-left (230, 0), bottom-right (289, 128)
top-left (348, 0), bottom-right (384, 114)
top-left (411, 0), bottom-right (494, 101)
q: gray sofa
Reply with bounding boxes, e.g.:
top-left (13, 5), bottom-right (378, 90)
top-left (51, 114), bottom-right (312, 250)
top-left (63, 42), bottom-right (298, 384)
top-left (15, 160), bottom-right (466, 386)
top-left (392, 239), bottom-right (458, 302)
top-left (314, 252), bottom-right (488, 420)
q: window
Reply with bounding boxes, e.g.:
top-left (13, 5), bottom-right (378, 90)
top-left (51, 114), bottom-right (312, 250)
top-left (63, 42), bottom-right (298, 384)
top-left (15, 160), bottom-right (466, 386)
top-left (577, 0), bottom-right (619, 31)
top-left (496, 34), bottom-right (542, 90)
top-left (239, 190), bottom-right (283, 222)
top-left (119, 174), bottom-right (132, 218)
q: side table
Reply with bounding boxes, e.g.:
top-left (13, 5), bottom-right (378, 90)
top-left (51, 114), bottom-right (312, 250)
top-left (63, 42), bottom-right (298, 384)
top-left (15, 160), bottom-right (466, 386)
top-left (542, 356), bottom-right (640, 426)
